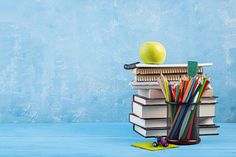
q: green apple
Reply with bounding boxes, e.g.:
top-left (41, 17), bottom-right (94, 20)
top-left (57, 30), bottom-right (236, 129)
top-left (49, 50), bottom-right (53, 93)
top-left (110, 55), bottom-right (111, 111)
top-left (140, 42), bottom-right (166, 64)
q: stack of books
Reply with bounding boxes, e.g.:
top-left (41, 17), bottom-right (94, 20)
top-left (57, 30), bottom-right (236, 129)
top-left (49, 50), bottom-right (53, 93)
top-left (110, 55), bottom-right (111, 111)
top-left (125, 63), bottom-right (219, 138)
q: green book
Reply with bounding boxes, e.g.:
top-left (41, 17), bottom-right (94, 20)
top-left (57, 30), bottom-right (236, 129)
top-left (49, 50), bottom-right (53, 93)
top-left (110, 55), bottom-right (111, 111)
top-left (187, 61), bottom-right (198, 77)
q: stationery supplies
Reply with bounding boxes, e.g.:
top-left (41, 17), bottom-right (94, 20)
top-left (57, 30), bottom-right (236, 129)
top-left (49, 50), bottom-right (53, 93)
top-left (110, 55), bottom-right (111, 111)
top-left (158, 62), bottom-right (210, 145)
top-left (125, 62), bottom-right (218, 144)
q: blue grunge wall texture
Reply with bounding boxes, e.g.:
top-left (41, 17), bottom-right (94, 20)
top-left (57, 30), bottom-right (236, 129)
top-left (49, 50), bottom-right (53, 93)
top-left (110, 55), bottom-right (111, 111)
top-left (0, 0), bottom-right (235, 122)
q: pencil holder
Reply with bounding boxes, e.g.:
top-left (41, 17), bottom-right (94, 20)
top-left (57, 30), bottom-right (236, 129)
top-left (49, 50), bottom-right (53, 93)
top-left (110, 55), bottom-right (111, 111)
top-left (166, 101), bottom-right (200, 145)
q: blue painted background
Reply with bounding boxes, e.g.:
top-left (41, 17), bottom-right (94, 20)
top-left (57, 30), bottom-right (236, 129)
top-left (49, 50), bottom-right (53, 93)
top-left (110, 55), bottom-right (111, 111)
top-left (0, 0), bottom-right (235, 122)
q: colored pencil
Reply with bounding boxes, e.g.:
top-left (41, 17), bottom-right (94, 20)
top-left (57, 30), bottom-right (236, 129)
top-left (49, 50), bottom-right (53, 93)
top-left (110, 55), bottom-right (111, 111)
top-left (187, 113), bottom-right (195, 139)
top-left (169, 104), bottom-right (187, 139)
top-left (158, 74), bottom-right (211, 141)
top-left (185, 77), bottom-right (197, 103)
top-left (167, 105), bottom-right (182, 138)
top-left (182, 78), bottom-right (193, 103)
top-left (182, 108), bottom-right (194, 139)
top-left (168, 84), bottom-right (173, 102)
top-left (180, 91), bottom-right (200, 139)
top-left (173, 84), bottom-right (180, 116)
top-left (178, 104), bottom-right (193, 139)
top-left (178, 84), bottom-right (201, 139)
top-left (197, 77), bottom-right (206, 101)
top-left (157, 78), bottom-right (166, 98)
top-left (199, 79), bottom-right (210, 100)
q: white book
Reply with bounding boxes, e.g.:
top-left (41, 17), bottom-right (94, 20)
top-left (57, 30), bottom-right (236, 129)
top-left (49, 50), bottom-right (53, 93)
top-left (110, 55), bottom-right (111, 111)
top-left (129, 114), bottom-right (167, 128)
top-left (200, 125), bottom-right (219, 135)
top-left (135, 63), bottom-right (212, 68)
top-left (129, 82), bottom-right (161, 86)
top-left (133, 95), bottom-right (216, 117)
top-left (136, 89), bottom-right (214, 99)
top-left (134, 125), bottom-right (219, 137)
top-left (130, 114), bottom-right (215, 128)
top-left (132, 101), bottom-right (167, 118)
top-left (202, 87), bottom-right (214, 97)
top-left (132, 66), bottom-right (203, 75)
top-left (199, 117), bottom-right (215, 125)
top-left (133, 95), bottom-right (166, 105)
top-left (131, 85), bottom-right (161, 90)
top-left (138, 89), bottom-right (165, 99)
top-left (134, 125), bottom-right (167, 137)
top-left (200, 96), bottom-right (218, 104)
top-left (129, 82), bottom-right (161, 90)
top-left (199, 104), bottom-right (216, 117)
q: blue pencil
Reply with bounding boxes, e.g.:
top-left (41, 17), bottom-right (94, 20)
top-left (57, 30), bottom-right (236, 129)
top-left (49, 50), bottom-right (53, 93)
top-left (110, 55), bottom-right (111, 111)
top-left (185, 77), bottom-right (197, 103)
top-left (168, 84), bottom-right (173, 102)
top-left (178, 104), bottom-right (194, 139)
top-left (169, 83), bottom-right (202, 139)
top-left (169, 105), bottom-right (187, 139)
top-left (178, 83), bottom-right (201, 139)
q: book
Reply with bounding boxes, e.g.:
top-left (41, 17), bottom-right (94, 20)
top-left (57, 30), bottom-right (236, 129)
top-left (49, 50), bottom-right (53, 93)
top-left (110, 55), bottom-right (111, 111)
top-left (133, 95), bottom-right (216, 117)
top-left (133, 124), bottom-right (219, 137)
top-left (134, 125), bottom-right (167, 137)
top-left (133, 95), bottom-right (166, 105)
top-left (202, 87), bottom-right (214, 97)
top-left (200, 96), bottom-right (218, 104)
top-left (131, 83), bottom-right (213, 97)
top-left (132, 101), bottom-right (167, 118)
top-left (129, 81), bottom-right (161, 89)
top-left (130, 81), bottom-right (160, 87)
top-left (199, 103), bottom-right (216, 117)
top-left (137, 89), bottom-right (165, 99)
top-left (124, 62), bottom-right (212, 70)
top-left (129, 81), bottom-right (175, 89)
top-left (129, 113), bottom-right (167, 128)
top-left (199, 125), bottom-right (219, 136)
top-left (132, 101), bottom-right (216, 119)
top-left (134, 95), bottom-right (217, 105)
top-left (130, 85), bottom-right (161, 90)
top-left (130, 114), bottom-right (215, 127)
top-left (134, 74), bottom-right (203, 82)
top-left (131, 82), bottom-right (213, 98)
top-left (128, 62), bottom-right (211, 82)
top-left (132, 67), bottom-right (203, 75)
top-left (199, 116), bottom-right (215, 125)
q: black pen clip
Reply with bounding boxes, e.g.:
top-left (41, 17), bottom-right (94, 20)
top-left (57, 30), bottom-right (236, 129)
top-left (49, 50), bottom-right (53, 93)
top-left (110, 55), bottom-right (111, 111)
top-left (124, 62), bottom-right (140, 70)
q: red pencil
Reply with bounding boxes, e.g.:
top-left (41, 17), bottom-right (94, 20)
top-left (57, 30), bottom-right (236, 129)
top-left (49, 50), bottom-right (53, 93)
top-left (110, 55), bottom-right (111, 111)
top-left (172, 85), bottom-right (176, 102)
top-left (187, 115), bottom-right (195, 139)
top-left (178, 81), bottom-right (183, 103)
top-left (199, 79), bottom-right (210, 98)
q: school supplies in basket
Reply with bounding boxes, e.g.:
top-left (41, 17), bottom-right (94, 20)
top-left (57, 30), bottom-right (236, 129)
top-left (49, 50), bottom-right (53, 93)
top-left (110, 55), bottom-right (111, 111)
top-left (158, 61), bottom-right (210, 145)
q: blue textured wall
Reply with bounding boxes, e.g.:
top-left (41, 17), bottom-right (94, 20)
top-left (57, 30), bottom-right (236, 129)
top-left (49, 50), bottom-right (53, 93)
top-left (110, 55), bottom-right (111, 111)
top-left (0, 0), bottom-right (235, 122)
